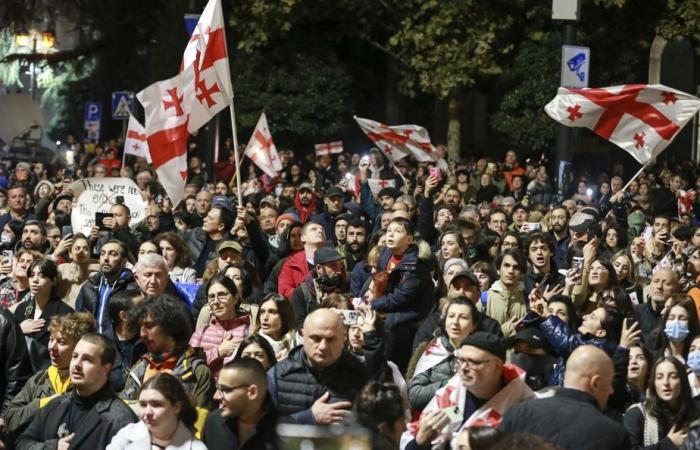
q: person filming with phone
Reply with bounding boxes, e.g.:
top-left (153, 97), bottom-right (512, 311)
top-left (89, 202), bottom-right (140, 261)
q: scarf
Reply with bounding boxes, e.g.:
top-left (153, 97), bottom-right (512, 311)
top-left (293, 191), bottom-right (316, 224)
top-left (142, 352), bottom-right (179, 382)
top-left (400, 364), bottom-right (533, 450)
top-left (39, 366), bottom-right (72, 407)
top-left (412, 337), bottom-right (452, 379)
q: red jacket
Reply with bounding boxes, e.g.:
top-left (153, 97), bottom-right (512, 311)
top-left (278, 250), bottom-right (311, 300)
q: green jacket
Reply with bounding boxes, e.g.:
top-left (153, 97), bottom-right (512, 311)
top-left (5, 368), bottom-right (56, 437)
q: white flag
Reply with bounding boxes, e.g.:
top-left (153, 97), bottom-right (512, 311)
top-left (244, 113), bottom-right (283, 177)
top-left (544, 84), bottom-right (700, 165)
top-left (367, 178), bottom-right (396, 196)
top-left (354, 116), bottom-right (437, 162)
top-left (123, 115), bottom-right (152, 163)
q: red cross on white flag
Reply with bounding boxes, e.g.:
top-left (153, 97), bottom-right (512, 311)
top-left (123, 114), bottom-right (152, 163)
top-left (314, 141), bottom-right (344, 156)
top-left (136, 0), bottom-right (234, 207)
top-left (244, 113), bottom-right (283, 177)
top-left (366, 178), bottom-right (396, 195)
top-left (354, 116), bottom-right (437, 163)
top-left (544, 84), bottom-right (700, 165)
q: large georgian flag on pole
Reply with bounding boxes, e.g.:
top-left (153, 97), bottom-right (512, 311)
top-left (545, 84), bottom-right (700, 165)
top-left (136, 0), bottom-right (233, 207)
top-left (244, 113), bottom-right (283, 177)
top-left (123, 114), bottom-right (152, 163)
top-left (354, 116), bottom-right (437, 162)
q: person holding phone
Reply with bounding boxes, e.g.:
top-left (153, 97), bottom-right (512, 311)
top-left (89, 203), bottom-right (140, 262)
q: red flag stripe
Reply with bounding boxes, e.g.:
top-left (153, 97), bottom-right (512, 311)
top-left (146, 124), bottom-right (189, 169)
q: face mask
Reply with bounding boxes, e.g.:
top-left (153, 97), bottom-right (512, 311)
top-left (664, 320), bottom-right (690, 342)
top-left (274, 185), bottom-right (283, 197)
top-left (317, 272), bottom-right (344, 291)
top-left (1, 233), bottom-right (11, 243)
top-left (511, 353), bottom-right (554, 391)
top-left (688, 351), bottom-right (700, 375)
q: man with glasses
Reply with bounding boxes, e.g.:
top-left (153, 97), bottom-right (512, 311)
top-left (121, 294), bottom-right (214, 410)
top-left (203, 358), bottom-right (278, 450)
top-left (487, 210), bottom-right (508, 236)
top-left (401, 332), bottom-right (533, 449)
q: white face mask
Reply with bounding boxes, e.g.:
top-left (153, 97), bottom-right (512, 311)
top-left (1, 233), bottom-right (12, 243)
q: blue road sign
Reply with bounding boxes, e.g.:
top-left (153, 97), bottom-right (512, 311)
top-left (112, 91), bottom-right (134, 120)
top-left (84, 102), bottom-right (102, 122)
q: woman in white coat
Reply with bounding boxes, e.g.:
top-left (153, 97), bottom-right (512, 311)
top-left (108, 373), bottom-right (206, 450)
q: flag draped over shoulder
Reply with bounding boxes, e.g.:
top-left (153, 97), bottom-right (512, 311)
top-left (123, 114), bottom-right (151, 163)
top-left (544, 84), bottom-right (700, 165)
top-left (244, 112), bottom-right (283, 177)
top-left (354, 116), bottom-right (437, 163)
top-left (136, 0), bottom-right (233, 207)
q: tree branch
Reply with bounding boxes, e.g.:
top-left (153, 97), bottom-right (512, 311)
top-left (1, 39), bottom-right (106, 65)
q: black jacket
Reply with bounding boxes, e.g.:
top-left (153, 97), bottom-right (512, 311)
top-left (0, 308), bottom-right (31, 417)
top-left (202, 400), bottom-right (279, 450)
top-left (267, 345), bottom-right (368, 424)
top-left (371, 245), bottom-right (433, 329)
top-left (624, 402), bottom-right (691, 450)
top-left (74, 269), bottom-right (136, 336)
top-left (500, 388), bottom-right (630, 450)
top-left (15, 385), bottom-right (137, 450)
top-left (14, 297), bottom-right (74, 371)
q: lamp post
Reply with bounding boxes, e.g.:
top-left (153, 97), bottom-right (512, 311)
top-left (14, 29), bottom-right (55, 100)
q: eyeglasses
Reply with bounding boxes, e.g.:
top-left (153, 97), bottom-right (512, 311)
top-left (215, 383), bottom-right (250, 394)
top-left (454, 353), bottom-right (495, 369)
top-left (207, 292), bottom-right (231, 304)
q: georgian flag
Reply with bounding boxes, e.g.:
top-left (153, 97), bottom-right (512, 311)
top-left (545, 84), bottom-right (700, 165)
top-left (244, 112), bottom-right (283, 177)
top-left (123, 114), bottom-right (152, 163)
top-left (315, 141), bottom-right (344, 156)
top-left (136, 0), bottom-right (233, 207)
top-left (366, 178), bottom-right (396, 196)
top-left (355, 116), bottom-right (437, 162)
top-left (411, 339), bottom-right (451, 378)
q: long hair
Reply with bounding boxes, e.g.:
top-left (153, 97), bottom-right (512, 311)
top-left (354, 382), bottom-right (405, 432)
top-left (653, 295), bottom-right (700, 360)
top-left (28, 258), bottom-right (59, 299)
top-left (154, 231), bottom-right (192, 269)
top-left (233, 334), bottom-right (277, 369)
top-left (644, 356), bottom-right (698, 428)
top-left (254, 294), bottom-right (294, 337)
top-left (129, 294), bottom-right (193, 353)
top-left (140, 373), bottom-right (198, 430)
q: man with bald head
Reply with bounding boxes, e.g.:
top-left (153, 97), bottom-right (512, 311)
top-left (500, 346), bottom-right (630, 450)
top-left (266, 308), bottom-right (368, 425)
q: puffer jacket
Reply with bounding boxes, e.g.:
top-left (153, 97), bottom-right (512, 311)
top-left (524, 312), bottom-right (618, 386)
top-left (188, 314), bottom-right (251, 377)
top-left (121, 346), bottom-right (215, 410)
top-left (484, 280), bottom-right (527, 338)
top-left (407, 335), bottom-right (457, 411)
top-left (682, 417), bottom-right (700, 450)
top-left (371, 244), bottom-right (434, 329)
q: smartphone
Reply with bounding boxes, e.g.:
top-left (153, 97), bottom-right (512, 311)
top-left (2, 250), bottom-right (13, 264)
top-left (429, 167), bottom-right (441, 181)
top-left (643, 225), bottom-right (654, 242)
top-left (61, 226), bottom-right (73, 238)
top-left (572, 256), bottom-right (584, 284)
top-left (625, 317), bottom-right (637, 328)
top-left (360, 155), bottom-right (370, 165)
top-left (95, 212), bottom-right (113, 231)
top-left (441, 405), bottom-right (462, 423)
top-left (526, 222), bottom-right (541, 231)
top-left (338, 310), bottom-right (358, 326)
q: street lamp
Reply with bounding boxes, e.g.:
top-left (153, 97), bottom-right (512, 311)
top-left (14, 28), bottom-right (56, 100)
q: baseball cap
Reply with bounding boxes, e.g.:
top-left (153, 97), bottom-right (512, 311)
top-left (326, 186), bottom-right (344, 198)
top-left (212, 195), bottom-right (233, 210)
top-left (460, 332), bottom-right (507, 361)
top-left (450, 270), bottom-right (479, 287)
top-left (260, 195), bottom-right (278, 209)
top-left (217, 240), bottom-right (243, 254)
top-left (314, 247), bottom-right (344, 265)
top-left (569, 211), bottom-right (596, 233)
top-left (299, 182), bottom-right (314, 192)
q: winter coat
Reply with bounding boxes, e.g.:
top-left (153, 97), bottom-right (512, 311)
top-left (188, 314), bottom-right (251, 377)
top-left (484, 280), bottom-right (527, 338)
top-left (121, 347), bottom-right (215, 410)
top-left (16, 385), bottom-right (137, 450)
top-left (500, 388), bottom-right (630, 450)
top-left (407, 335), bottom-right (457, 411)
top-left (0, 308), bottom-right (30, 418)
top-left (278, 250), bottom-right (311, 300)
top-left (202, 401), bottom-right (279, 450)
top-left (74, 269), bottom-right (136, 336)
top-left (267, 345), bottom-right (368, 424)
top-left (624, 402), bottom-right (685, 450)
top-left (371, 245), bottom-right (434, 329)
top-left (107, 420), bottom-right (206, 450)
top-left (14, 296), bottom-right (74, 371)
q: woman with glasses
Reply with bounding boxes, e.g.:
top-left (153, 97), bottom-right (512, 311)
top-left (189, 275), bottom-right (251, 379)
top-left (107, 373), bottom-right (206, 450)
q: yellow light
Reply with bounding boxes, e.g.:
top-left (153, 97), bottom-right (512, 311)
top-left (40, 32), bottom-right (55, 49)
top-left (15, 32), bottom-right (30, 48)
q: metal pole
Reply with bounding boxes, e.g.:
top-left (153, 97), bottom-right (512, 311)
top-left (30, 37), bottom-right (37, 100)
top-left (554, 22), bottom-right (577, 199)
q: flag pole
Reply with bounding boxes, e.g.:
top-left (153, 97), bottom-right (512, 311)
top-left (621, 164), bottom-right (647, 192)
top-left (228, 105), bottom-right (242, 206)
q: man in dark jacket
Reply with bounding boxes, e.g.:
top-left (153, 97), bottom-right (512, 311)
top-left (15, 334), bottom-right (137, 450)
top-left (267, 309), bottom-right (368, 425)
top-left (500, 345), bottom-right (630, 450)
top-left (204, 358), bottom-right (278, 450)
top-left (75, 239), bottom-right (135, 336)
top-left (0, 308), bottom-right (31, 444)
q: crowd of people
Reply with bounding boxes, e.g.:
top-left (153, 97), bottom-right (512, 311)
top-left (2, 133), bottom-right (700, 450)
